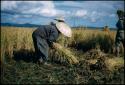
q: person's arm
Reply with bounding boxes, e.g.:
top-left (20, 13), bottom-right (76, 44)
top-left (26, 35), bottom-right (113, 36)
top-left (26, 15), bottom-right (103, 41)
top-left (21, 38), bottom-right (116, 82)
top-left (47, 26), bottom-right (59, 47)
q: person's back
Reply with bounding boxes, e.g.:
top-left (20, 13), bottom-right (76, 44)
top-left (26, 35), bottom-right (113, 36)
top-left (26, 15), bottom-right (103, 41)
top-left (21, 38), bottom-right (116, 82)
top-left (33, 25), bottom-right (59, 43)
top-left (33, 25), bottom-right (51, 38)
top-left (33, 25), bottom-right (58, 40)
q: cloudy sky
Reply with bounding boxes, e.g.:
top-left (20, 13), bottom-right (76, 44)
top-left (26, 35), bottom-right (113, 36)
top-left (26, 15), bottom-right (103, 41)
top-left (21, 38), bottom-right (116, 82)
top-left (1, 1), bottom-right (124, 28)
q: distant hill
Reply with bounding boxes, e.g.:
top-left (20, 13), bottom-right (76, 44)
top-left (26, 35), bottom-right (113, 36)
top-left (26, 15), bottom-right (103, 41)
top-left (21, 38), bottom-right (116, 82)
top-left (72, 26), bottom-right (117, 31)
top-left (1, 23), bottom-right (117, 30)
top-left (1, 23), bottom-right (41, 28)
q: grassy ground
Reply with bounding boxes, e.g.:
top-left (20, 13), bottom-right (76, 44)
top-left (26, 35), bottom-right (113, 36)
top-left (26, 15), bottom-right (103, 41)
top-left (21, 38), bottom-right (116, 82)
top-left (1, 26), bottom-right (124, 84)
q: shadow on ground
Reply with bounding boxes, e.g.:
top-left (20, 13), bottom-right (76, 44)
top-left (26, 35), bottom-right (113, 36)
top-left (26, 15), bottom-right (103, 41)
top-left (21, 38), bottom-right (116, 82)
top-left (13, 49), bottom-right (37, 63)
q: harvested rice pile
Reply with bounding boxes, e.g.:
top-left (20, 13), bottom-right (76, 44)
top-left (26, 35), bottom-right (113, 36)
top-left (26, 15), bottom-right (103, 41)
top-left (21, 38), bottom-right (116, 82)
top-left (85, 48), bottom-right (106, 60)
top-left (84, 48), bottom-right (124, 71)
top-left (104, 57), bottom-right (124, 71)
top-left (49, 44), bottom-right (79, 65)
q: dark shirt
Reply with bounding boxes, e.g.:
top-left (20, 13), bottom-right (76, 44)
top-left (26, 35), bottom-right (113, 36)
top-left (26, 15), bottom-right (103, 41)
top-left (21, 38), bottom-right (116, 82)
top-left (116, 19), bottom-right (124, 31)
top-left (33, 25), bottom-right (60, 46)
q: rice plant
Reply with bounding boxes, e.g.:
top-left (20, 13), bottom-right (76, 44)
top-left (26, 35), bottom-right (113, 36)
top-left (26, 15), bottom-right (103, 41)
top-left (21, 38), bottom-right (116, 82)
top-left (1, 26), bottom-right (124, 84)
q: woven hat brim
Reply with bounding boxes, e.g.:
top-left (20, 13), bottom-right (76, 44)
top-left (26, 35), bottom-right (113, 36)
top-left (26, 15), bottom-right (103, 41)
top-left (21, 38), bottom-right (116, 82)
top-left (55, 22), bottom-right (72, 37)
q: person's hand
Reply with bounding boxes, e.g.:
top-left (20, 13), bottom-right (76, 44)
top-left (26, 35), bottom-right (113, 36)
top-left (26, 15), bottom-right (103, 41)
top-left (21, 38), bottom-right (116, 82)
top-left (52, 42), bottom-right (62, 49)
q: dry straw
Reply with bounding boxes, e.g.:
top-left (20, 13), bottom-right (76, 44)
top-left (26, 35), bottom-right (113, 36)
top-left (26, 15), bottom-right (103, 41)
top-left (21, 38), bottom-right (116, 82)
top-left (104, 57), bottom-right (124, 71)
top-left (49, 44), bottom-right (79, 65)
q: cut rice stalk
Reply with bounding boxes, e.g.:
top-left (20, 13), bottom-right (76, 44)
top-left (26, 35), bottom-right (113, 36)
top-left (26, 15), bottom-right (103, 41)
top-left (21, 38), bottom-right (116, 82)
top-left (50, 44), bottom-right (79, 65)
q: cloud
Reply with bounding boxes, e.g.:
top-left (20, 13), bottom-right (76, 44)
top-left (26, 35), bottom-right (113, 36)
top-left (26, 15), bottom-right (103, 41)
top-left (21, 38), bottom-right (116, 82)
top-left (13, 14), bottom-right (33, 19)
top-left (1, 1), bottom-right (58, 17)
top-left (88, 11), bottom-right (105, 23)
top-left (75, 10), bottom-right (87, 17)
top-left (1, 1), bottom-right (17, 10)
top-left (1, 1), bottom-right (87, 18)
top-left (13, 15), bottom-right (19, 18)
top-left (1, 1), bottom-right (124, 18)
top-left (109, 14), bottom-right (116, 17)
top-left (1, 1), bottom-right (124, 27)
top-left (1, 1), bottom-right (76, 18)
top-left (37, 1), bottom-right (57, 17)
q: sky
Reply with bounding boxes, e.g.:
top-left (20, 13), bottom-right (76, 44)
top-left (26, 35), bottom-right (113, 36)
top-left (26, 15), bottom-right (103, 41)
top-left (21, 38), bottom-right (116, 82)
top-left (1, 1), bottom-right (124, 28)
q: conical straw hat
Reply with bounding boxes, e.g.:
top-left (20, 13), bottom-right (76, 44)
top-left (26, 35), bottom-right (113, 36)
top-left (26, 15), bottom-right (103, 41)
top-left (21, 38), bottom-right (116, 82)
top-left (55, 22), bottom-right (72, 37)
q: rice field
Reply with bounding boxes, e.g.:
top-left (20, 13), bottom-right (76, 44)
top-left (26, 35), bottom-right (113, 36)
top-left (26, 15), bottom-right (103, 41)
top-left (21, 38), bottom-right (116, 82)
top-left (1, 26), bottom-right (124, 84)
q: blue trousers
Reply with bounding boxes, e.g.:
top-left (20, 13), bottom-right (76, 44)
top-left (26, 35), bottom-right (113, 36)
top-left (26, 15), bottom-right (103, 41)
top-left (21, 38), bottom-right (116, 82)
top-left (32, 34), bottom-right (49, 62)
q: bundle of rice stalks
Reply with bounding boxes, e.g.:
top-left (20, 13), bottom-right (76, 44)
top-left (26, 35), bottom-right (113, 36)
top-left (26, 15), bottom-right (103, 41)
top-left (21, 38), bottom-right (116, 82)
top-left (49, 44), bottom-right (79, 65)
